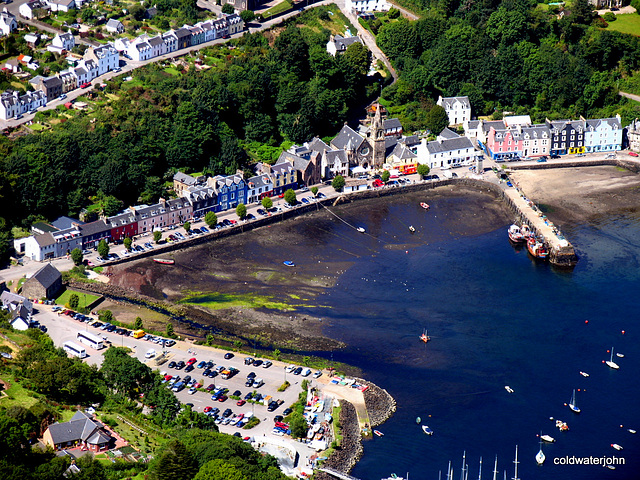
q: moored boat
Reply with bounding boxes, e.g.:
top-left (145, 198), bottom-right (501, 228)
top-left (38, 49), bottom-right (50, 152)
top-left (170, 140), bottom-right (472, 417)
top-left (505, 386), bottom-right (514, 393)
top-left (420, 202), bottom-right (430, 210)
top-left (409, 225), bottom-right (415, 233)
top-left (606, 347), bottom-right (620, 370)
top-left (540, 434), bottom-right (556, 443)
top-left (628, 429), bottom-right (637, 434)
top-left (153, 258), bottom-right (175, 265)
top-left (373, 430), bottom-right (384, 437)
top-left (527, 237), bottom-right (549, 259)
top-left (580, 371), bottom-right (589, 377)
top-left (555, 419), bottom-right (569, 431)
top-left (508, 224), bottom-right (525, 243)
top-left (419, 328), bottom-right (430, 343)
top-left (536, 439), bottom-right (545, 465)
top-left (422, 425), bottom-right (434, 435)
top-left (611, 443), bottom-right (623, 451)
top-left (568, 389), bottom-right (581, 414)
top-left (521, 224), bottom-right (533, 239)
top-left (283, 261), bottom-right (295, 267)
top-left (357, 227), bottom-right (366, 233)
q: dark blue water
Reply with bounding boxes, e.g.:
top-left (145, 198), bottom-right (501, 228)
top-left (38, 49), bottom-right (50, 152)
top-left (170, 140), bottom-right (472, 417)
top-left (297, 200), bottom-right (640, 480)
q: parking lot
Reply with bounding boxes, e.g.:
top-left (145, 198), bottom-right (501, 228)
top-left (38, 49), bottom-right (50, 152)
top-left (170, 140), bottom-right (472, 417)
top-left (33, 304), bottom-right (329, 462)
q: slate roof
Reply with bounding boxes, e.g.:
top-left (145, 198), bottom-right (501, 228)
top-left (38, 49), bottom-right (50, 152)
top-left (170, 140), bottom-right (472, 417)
top-left (390, 143), bottom-right (417, 160)
top-left (79, 220), bottom-right (109, 236)
top-left (47, 411), bottom-right (112, 446)
top-left (383, 118), bottom-right (402, 130)
top-left (520, 124), bottom-right (549, 139)
top-left (438, 128), bottom-right (460, 140)
top-left (247, 174), bottom-right (272, 190)
top-left (325, 150), bottom-right (348, 166)
top-left (399, 135), bottom-right (420, 147)
top-left (270, 162), bottom-right (295, 175)
top-left (439, 96), bottom-right (470, 110)
top-left (331, 34), bottom-right (362, 52)
top-left (1, 291), bottom-right (32, 311)
top-left (106, 19), bottom-right (123, 30)
top-left (42, 76), bottom-right (63, 88)
top-left (173, 171), bottom-right (197, 185)
top-left (307, 137), bottom-right (330, 154)
top-left (51, 216), bottom-right (82, 230)
top-left (35, 232), bottom-right (56, 248)
top-left (278, 151), bottom-right (310, 171)
top-left (147, 35), bottom-right (163, 47)
top-left (29, 263), bottom-right (61, 289)
top-left (331, 124), bottom-right (365, 151)
top-left (426, 136), bottom-right (474, 154)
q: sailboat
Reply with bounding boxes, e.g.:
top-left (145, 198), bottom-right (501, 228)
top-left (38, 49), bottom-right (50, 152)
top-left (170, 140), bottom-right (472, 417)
top-left (492, 456), bottom-right (498, 480)
top-left (477, 457), bottom-right (482, 480)
top-left (536, 435), bottom-right (546, 465)
top-left (606, 347), bottom-right (620, 369)
top-left (460, 451), bottom-right (467, 480)
top-left (409, 225), bottom-right (416, 233)
top-left (512, 446), bottom-right (520, 480)
top-left (568, 389), bottom-right (581, 413)
top-left (420, 328), bottom-right (430, 343)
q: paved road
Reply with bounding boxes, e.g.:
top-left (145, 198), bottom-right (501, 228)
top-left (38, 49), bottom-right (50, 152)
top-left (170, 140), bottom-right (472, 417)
top-left (619, 91), bottom-right (640, 103)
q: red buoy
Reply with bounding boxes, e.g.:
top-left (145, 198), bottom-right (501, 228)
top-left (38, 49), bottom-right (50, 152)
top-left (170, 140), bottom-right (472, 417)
top-left (622, 330), bottom-right (625, 334)
top-left (585, 320), bottom-right (589, 324)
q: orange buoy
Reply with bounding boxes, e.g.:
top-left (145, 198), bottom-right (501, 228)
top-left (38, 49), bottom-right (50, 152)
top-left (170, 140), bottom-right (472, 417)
top-left (585, 320), bottom-right (589, 324)
top-left (622, 330), bottom-right (625, 334)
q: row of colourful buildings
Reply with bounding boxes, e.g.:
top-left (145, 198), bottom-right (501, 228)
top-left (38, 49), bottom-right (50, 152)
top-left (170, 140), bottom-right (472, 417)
top-left (465, 114), bottom-right (623, 160)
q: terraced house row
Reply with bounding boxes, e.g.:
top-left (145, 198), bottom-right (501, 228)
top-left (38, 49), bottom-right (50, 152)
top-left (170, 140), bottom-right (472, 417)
top-left (465, 114), bottom-right (623, 160)
top-left (0, 13), bottom-right (244, 120)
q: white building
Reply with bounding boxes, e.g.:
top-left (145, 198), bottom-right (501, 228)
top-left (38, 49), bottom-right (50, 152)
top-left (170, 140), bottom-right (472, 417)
top-left (114, 37), bottom-right (130, 52)
top-left (127, 36), bottom-right (152, 61)
top-left (417, 132), bottom-right (477, 169)
top-left (437, 95), bottom-right (472, 126)
top-left (51, 32), bottom-right (75, 52)
top-left (84, 44), bottom-right (119, 76)
top-left (47, 0), bottom-right (75, 13)
top-left (147, 35), bottom-right (166, 58)
top-left (326, 34), bottom-right (362, 56)
top-left (222, 13), bottom-right (244, 35)
top-left (105, 18), bottom-right (124, 34)
top-left (162, 31), bottom-right (178, 53)
top-left (345, 0), bottom-right (390, 12)
top-left (583, 115), bottom-right (622, 153)
top-left (19, 0), bottom-right (50, 19)
top-left (0, 8), bottom-right (17, 36)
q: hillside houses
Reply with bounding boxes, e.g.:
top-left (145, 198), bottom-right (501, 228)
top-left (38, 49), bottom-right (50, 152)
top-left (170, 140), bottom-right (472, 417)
top-left (0, 13), bottom-right (245, 120)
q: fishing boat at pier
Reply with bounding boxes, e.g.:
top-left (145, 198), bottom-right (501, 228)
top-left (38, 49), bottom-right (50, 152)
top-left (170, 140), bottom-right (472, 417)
top-left (521, 224), bottom-right (533, 239)
top-left (153, 258), bottom-right (174, 265)
top-left (508, 224), bottom-right (525, 243)
top-left (527, 237), bottom-right (549, 259)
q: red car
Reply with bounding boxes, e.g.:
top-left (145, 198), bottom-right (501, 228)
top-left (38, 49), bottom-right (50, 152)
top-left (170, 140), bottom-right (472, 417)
top-left (80, 82), bottom-right (91, 88)
top-left (629, 151), bottom-right (639, 157)
top-left (187, 357), bottom-right (197, 365)
top-left (203, 406), bottom-right (212, 413)
top-left (217, 395), bottom-right (228, 402)
top-left (236, 399), bottom-right (246, 406)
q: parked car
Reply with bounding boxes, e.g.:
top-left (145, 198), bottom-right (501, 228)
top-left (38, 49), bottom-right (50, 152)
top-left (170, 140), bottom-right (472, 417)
top-left (263, 361), bottom-right (272, 368)
top-left (629, 151), bottom-right (639, 157)
top-left (224, 352), bottom-right (234, 359)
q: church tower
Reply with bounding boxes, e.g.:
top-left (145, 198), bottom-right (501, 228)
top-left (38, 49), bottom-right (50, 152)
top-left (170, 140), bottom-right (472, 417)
top-left (371, 103), bottom-right (386, 169)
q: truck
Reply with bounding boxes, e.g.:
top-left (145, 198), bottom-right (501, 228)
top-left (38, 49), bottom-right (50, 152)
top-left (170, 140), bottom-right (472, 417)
top-left (133, 329), bottom-right (145, 339)
top-left (172, 381), bottom-right (185, 392)
top-left (221, 367), bottom-right (238, 380)
top-left (252, 377), bottom-right (264, 388)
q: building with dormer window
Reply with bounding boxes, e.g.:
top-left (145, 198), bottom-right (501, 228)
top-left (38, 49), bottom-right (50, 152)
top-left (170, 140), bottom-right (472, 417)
top-left (546, 119), bottom-right (585, 155)
top-left (583, 115), bottom-right (622, 153)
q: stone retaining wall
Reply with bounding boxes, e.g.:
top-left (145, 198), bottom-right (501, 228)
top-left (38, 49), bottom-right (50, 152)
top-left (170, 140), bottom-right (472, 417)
top-left (356, 377), bottom-right (396, 428)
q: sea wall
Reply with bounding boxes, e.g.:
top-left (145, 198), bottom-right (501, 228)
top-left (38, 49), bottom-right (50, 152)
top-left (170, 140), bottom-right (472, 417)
top-left (508, 158), bottom-right (640, 174)
top-left (356, 377), bottom-right (397, 428)
top-left (315, 399), bottom-right (363, 479)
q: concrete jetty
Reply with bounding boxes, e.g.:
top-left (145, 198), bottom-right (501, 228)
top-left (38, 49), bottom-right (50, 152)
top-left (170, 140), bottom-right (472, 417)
top-left (499, 179), bottom-right (578, 266)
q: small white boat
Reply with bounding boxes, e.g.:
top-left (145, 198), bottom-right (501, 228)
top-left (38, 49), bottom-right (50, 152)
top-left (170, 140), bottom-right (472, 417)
top-left (536, 443), bottom-right (545, 465)
top-left (153, 258), bottom-right (175, 265)
top-left (409, 225), bottom-right (415, 233)
top-left (606, 465), bottom-right (616, 470)
top-left (420, 202), bottom-right (430, 210)
top-left (580, 371), bottom-right (589, 377)
top-left (373, 430), bottom-right (384, 437)
top-left (568, 389), bottom-right (581, 414)
top-left (422, 425), bottom-right (434, 435)
top-left (415, 416), bottom-right (421, 424)
top-left (505, 386), bottom-right (514, 393)
top-left (611, 443), bottom-right (623, 451)
top-left (357, 227), bottom-right (365, 233)
top-left (616, 352), bottom-right (624, 358)
top-left (283, 260), bottom-right (295, 267)
top-left (508, 224), bottom-right (525, 243)
top-left (540, 434), bottom-right (555, 443)
top-left (628, 429), bottom-right (637, 434)
top-left (606, 347), bottom-right (620, 369)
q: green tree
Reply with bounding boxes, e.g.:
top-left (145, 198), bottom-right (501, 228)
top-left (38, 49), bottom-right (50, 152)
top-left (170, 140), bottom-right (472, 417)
top-left (194, 459), bottom-right (247, 480)
top-left (101, 347), bottom-right (154, 398)
top-left (425, 105), bottom-right (450, 135)
top-left (183, 221), bottom-right (191, 232)
top-left (236, 203), bottom-right (247, 219)
top-left (284, 189), bottom-right (296, 205)
top-left (341, 42), bottom-right (371, 77)
top-left (311, 186), bottom-right (319, 197)
top-left (123, 237), bottom-right (132, 251)
top-left (417, 164), bottom-right (430, 178)
top-left (149, 440), bottom-right (198, 480)
top-left (381, 170), bottom-right (390, 183)
top-left (153, 230), bottom-right (162, 244)
top-left (239, 9), bottom-right (255, 23)
top-left (99, 310), bottom-right (114, 324)
top-left (166, 323), bottom-right (175, 338)
top-left (69, 294), bottom-right (79, 310)
top-left (134, 317), bottom-right (143, 330)
top-left (206, 334), bottom-right (214, 346)
top-left (261, 196), bottom-right (273, 210)
top-left (221, 3), bottom-right (235, 14)
top-left (331, 175), bottom-right (345, 191)
top-left (204, 211), bottom-right (217, 227)
top-left (70, 247), bottom-right (83, 266)
top-left (97, 239), bottom-right (109, 259)
top-left (603, 11), bottom-right (616, 22)
top-left (273, 348), bottom-right (281, 361)
top-left (289, 412), bottom-right (308, 438)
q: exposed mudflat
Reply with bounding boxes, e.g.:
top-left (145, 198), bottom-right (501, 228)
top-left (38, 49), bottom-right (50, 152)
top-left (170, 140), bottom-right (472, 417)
top-left (105, 185), bottom-right (512, 351)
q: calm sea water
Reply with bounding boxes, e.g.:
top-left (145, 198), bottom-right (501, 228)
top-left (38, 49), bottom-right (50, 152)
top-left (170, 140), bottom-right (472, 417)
top-left (292, 200), bottom-right (640, 480)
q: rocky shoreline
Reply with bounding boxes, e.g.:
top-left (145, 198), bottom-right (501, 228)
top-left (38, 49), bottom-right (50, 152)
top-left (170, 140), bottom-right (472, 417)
top-left (358, 378), bottom-right (397, 428)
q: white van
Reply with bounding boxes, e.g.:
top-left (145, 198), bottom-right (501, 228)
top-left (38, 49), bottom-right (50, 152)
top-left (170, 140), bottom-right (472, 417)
top-left (145, 349), bottom-right (156, 359)
top-left (302, 368), bottom-right (312, 377)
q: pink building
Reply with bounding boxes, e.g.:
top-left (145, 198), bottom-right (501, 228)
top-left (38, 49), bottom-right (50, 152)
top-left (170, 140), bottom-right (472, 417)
top-left (486, 126), bottom-right (523, 161)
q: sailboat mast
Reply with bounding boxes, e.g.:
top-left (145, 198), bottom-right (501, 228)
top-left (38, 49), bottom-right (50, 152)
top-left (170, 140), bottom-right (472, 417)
top-left (512, 446), bottom-right (520, 480)
top-left (460, 451), bottom-right (466, 480)
top-left (446, 461), bottom-right (452, 480)
top-left (492, 456), bottom-right (498, 480)
top-left (478, 456), bottom-right (482, 480)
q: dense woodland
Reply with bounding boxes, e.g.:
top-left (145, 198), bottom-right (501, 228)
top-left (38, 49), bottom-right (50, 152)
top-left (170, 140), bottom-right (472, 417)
top-left (2, 2), bottom-right (640, 262)
top-left (0, 326), bottom-right (288, 480)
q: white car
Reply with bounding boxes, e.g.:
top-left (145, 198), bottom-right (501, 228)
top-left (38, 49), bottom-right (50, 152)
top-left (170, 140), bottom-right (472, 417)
top-left (284, 365), bottom-right (295, 373)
